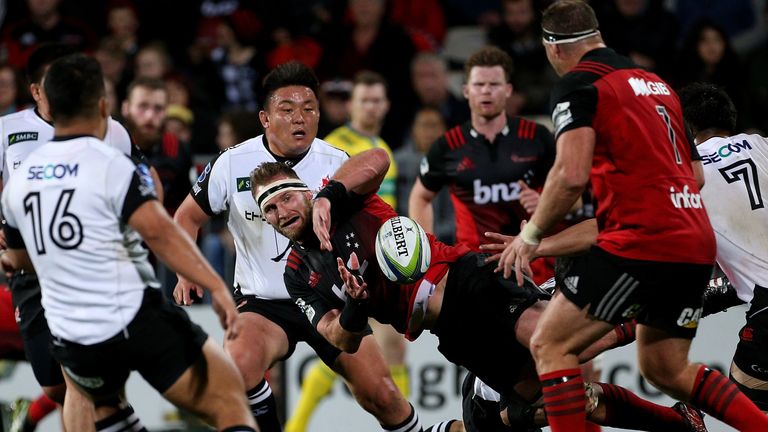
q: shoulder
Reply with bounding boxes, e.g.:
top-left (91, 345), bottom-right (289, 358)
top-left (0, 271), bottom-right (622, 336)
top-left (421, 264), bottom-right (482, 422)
top-left (309, 138), bottom-right (350, 160)
top-left (439, 123), bottom-right (470, 151)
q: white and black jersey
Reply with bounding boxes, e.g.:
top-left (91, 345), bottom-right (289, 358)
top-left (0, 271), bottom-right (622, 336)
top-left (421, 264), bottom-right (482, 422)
top-left (191, 135), bottom-right (347, 299)
top-left (699, 133), bottom-right (768, 302)
top-left (1, 135), bottom-right (159, 345)
top-left (0, 108), bottom-right (134, 184)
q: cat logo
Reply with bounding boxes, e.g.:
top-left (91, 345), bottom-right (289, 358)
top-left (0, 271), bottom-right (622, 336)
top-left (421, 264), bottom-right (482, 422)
top-left (676, 307), bottom-right (703, 329)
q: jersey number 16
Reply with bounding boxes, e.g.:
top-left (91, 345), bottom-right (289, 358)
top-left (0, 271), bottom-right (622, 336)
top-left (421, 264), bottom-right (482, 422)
top-left (23, 189), bottom-right (84, 254)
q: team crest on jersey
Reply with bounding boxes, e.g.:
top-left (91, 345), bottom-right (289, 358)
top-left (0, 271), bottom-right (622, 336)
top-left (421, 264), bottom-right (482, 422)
top-left (136, 164), bottom-right (156, 197)
top-left (552, 102), bottom-right (573, 135)
top-left (8, 131), bottom-right (38, 145)
top-left (295, 297), bottom-right (315, 322)
top-left (236, 177), bottom-right (251, 192)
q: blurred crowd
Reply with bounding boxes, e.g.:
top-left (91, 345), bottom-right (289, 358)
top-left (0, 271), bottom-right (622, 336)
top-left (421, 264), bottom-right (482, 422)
top-left (1, 0), bottom-right (767, 293)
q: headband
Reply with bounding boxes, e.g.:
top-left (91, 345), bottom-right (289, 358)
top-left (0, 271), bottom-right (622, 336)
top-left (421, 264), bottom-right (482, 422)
top-left (542, 28), bottom-right (599, 45)
top-left (255, 178), bottom-right (310, 214)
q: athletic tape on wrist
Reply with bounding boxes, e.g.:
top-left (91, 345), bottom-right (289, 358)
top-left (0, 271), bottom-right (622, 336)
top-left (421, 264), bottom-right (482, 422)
top-left (520, 222), bottom-right (543, 245)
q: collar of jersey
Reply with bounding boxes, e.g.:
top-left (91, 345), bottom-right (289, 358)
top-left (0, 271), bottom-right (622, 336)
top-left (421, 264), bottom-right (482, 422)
top-left (262, 134), bottom-right (310, 167)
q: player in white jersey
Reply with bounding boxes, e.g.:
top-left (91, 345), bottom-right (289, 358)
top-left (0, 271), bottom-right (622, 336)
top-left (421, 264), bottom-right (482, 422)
top-left (680, 82), bottom-right (768, 412)
top-left (1, 54), bottom-right (257, 432)
top-left (173, 62), bottom-right (425, 432)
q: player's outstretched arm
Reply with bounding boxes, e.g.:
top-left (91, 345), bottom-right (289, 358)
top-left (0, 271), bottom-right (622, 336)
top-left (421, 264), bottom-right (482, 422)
top-left (313, 148), bottom-right (391, 250)
top-left (408, 178), bottom-right (436, 234)
top-left (172, 195), bottom-right (214, 305)
top-left (129, 200), bottom-right (239, 338)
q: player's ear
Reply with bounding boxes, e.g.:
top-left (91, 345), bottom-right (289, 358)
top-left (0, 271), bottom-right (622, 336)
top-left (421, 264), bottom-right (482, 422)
top-left (462, 83), bottom-right (469, 100)
top-left (98, 97), bottom-right (108, 119)
top-left (259, 110), bottom-right (269, 129)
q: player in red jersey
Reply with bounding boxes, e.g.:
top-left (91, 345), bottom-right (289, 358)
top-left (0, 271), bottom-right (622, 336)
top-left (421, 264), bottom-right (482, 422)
top-left (496, 1), bottom-right (768, 431)
top-left (251, 148), bottom-right (712, 432)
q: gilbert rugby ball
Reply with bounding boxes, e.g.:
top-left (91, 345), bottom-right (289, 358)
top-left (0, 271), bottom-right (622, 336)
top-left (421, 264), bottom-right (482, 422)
top-left (375, 216), bottom-right (431, 283)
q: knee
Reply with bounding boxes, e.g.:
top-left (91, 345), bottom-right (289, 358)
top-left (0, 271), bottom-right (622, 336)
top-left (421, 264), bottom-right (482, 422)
top-left (638, 357), bottom-right (684, 395)
top-left (224, 341), bottom-right (266, 388)
top-left (530, 327), bottom-right (558, 363)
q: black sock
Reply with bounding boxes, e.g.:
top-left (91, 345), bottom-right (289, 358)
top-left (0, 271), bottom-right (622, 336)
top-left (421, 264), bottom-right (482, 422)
top-left (247, 379), bottom-right (282, 432)
top-left (221, 426), bottom-right (258, 432)
top-left (425, 419), bottom-right (456, 432)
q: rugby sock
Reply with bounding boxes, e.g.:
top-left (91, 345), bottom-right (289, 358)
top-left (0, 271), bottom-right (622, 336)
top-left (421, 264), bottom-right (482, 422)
top-left (540, 368), bottom-right (586, 432)
top-left (285, 361), bottom-right (337, 432)
top-left (247, 379), bottom-right (282, 432)
top-left (28, 393), bottom-right (57, 425)
top-left (597, 383), bottom-right (688, 429)
top-left (382, 403), bottom-right (422, 432)
top-left (95, 405), bottom-right (147, 432)
top-left (390, 364), bottom-right (410, 398)
top-left (690, 366), bottom-right (768, 431)
top-left (585, 422), bottom-right (601, 432)
top-left (424, 420), bottom-right (456, 432)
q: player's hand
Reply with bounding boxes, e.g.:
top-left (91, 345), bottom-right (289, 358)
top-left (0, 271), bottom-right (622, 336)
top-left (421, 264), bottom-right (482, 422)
top-left (210, 288), bottom-right (240, 340)
top-left (496, 221), bottom-right (539, 286)
top-left (0, 251), bottom-right (13, 277)
top-left (312, 197), bottom-right (333, 251)
top-left (0, 229), bottom-right (7, 250)
top-left (337, 253), bottom-right (368, 300)
top-left (479, 231), bottom-right (515, 264)
top-left (173, 276), bottom-right (204, 306)
top-left (518, 181), bottom-right (540, 214)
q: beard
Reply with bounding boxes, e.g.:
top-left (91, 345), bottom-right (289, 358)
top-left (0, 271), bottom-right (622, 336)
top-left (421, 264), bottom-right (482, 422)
top-left (125, 117), bottom-right (162, 151)
top-left (275, 196), bottom-right (314, 243)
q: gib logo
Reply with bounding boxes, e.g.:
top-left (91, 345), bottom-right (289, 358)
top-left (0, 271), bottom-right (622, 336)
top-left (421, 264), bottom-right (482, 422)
top-left (27, 163), bottom-right (79, 180)
top-left (669, 185), bottom-right (702, 209)
top-left (473, 179), bottom-right (521, 204)
top-left (627, 77), bottom-right (671, 96)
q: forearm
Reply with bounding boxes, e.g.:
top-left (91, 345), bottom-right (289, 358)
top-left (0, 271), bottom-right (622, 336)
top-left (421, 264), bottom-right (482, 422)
top-left (408, 194), bottom-right (434, 233)
top-left (144, 216), bottom-right (225, 294)
top-left (331, 148), bottom-right (390, 195)
top-left (536, 218), bottom-right (598, 258)
top-left (530, 168), bottom-right (586, 235)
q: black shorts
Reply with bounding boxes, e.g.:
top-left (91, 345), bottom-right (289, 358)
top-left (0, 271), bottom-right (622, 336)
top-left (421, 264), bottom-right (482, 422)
top-left (9, 272), bottom-right (46, 335)
top-left (461, 372), bottom-right (509, 432)
top-left (9, 272), bottom-right (65, 387)
top-left (233, 295), bottom-right (344, 366)
top-left (431, 253), bottom-right (547, 398)
top-left (560, 246), bottom-right (712, 338)
top-left (50, 288), bottom-right (208, 398)
top-left (731, 286), bottom-right (768, 410)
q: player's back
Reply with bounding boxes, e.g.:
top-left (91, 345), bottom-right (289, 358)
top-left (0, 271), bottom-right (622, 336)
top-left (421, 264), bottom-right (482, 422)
top-left (554, 48), bottom-right (714, 263)
top-left (2, 136), bottom-right (157, 345)
top-left (698, 133), bottom-right (768, 300)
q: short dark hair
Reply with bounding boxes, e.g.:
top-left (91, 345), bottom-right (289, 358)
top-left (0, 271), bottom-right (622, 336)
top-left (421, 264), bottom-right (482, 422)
top-left (261, 62), bottom-right (319, 110)
top-left (678, 83), bottom-right (737, 135)
top-left (353, 70), bottom-right (387, 93)
top-left (44, 54), bottom-right (105, 123)
top-left (26, 43), bottom-right (77, 85)
top-left (250, 162), bottom-right (300, 198)
top-left (126, 76), bottom-right (167, 100)
top-left (542, 0), bottom-right (599, 35)
top-left (464, 46), bottom-right (514, 83)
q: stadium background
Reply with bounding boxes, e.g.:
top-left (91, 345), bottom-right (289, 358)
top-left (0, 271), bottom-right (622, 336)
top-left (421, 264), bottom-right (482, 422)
top-left (1, 0), bottom-right (767, 430)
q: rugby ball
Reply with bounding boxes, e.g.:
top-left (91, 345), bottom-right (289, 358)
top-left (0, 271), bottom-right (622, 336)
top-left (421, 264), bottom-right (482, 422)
top-left (375, 216), bottom-right (431, 284)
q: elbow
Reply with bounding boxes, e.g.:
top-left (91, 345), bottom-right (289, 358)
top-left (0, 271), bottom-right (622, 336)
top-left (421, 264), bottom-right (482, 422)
top-left (559, 168), bottom-right (590, 193)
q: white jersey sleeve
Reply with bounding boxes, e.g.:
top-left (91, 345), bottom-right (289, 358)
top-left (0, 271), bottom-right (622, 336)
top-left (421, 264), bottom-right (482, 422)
top-left (699, 133), bottom-right (768, 302)
top-left (105, 117), bottom-right (133, 157)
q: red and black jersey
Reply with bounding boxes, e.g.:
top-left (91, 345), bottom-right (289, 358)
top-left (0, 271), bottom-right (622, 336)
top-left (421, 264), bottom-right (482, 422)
top-left (284, 194), bottom-right (469, 339)
top-left (550, 47), bottom-right (714, 264)
top-left (418, 117), bottom-right (555, 250)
